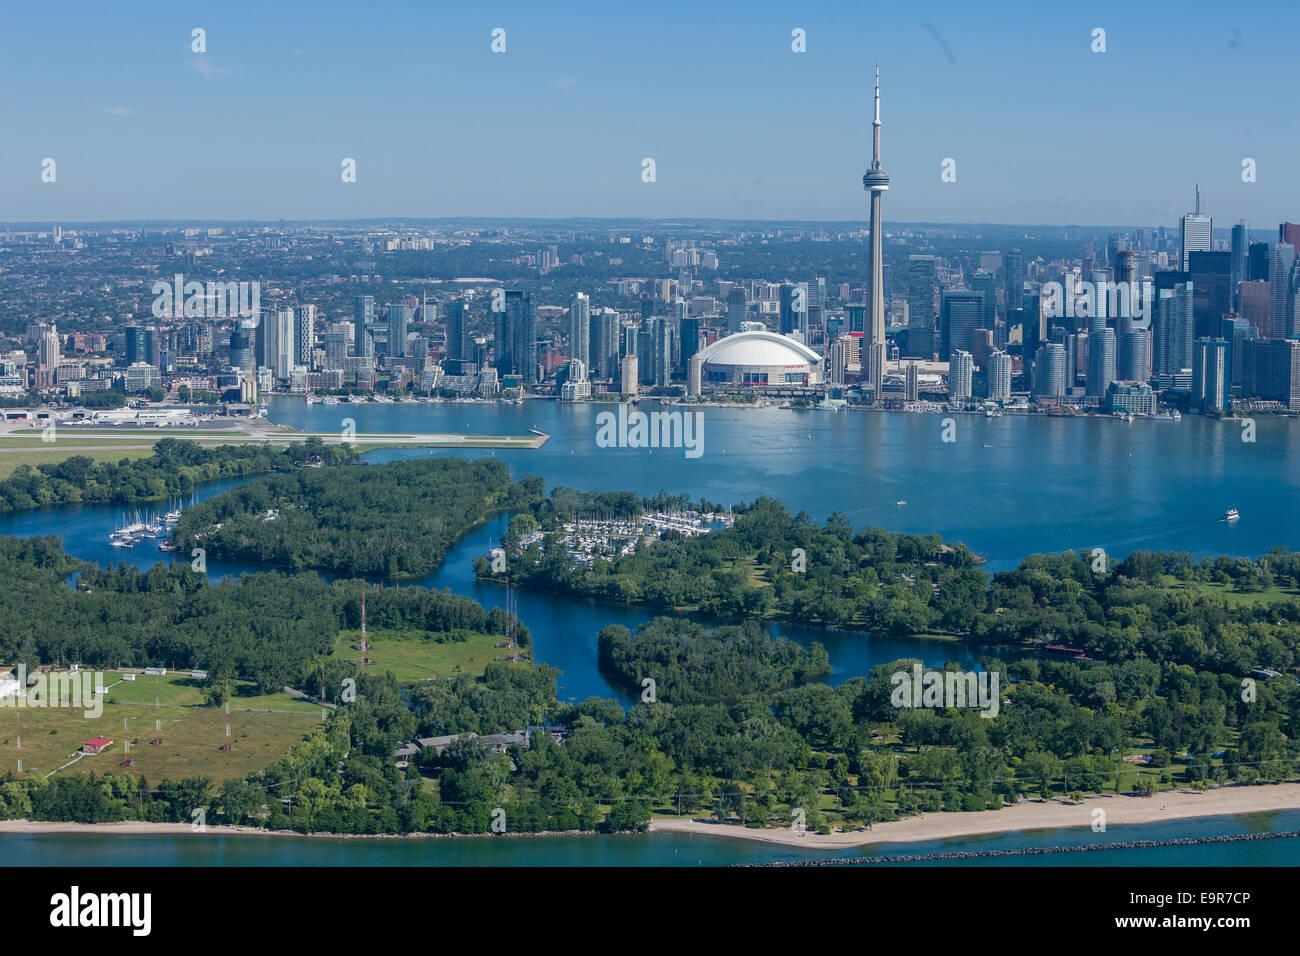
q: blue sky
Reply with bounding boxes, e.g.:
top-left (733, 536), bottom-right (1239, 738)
top-left (1, 0), bottom-right (1295, 226)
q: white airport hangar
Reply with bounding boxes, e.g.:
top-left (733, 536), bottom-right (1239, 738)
top-left (696, 330), bottom-right (823, 388)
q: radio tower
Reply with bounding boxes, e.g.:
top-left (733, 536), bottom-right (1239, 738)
top-left (150, 673), bottom-right (164, 745)
top-left (221, 678), bottom-right (232, 750)
top-left (862, 63), bottom-right (890, 398)
top-left (359, 580), bottom-right (370, 664)
top-left (506, 575), bottom-right (515, 648)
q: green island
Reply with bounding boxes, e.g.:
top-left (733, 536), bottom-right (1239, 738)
top-left (0, 438), bottom-right (355, 512)
top-left (0, 455), bottom-right (1296, 837)
top-left (171, 457), bottom-right (542, 578)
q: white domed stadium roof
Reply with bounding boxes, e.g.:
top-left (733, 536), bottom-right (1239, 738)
top-left (697, 331), bottom-right (821, 368)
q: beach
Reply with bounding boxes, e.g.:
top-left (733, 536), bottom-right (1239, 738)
top-left (648, 784), bottom-right (1300, 849)
top-left (1, 783), bottom-right (1299, 847)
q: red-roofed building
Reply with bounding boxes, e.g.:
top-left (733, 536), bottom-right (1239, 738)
top-left (82, 737), bottom-right (113, 754)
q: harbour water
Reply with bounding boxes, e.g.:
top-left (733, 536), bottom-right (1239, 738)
top-left (1, 398), bottom-right (1296, 864)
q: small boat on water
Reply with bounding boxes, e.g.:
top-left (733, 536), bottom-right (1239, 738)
top-left (1223, 508), bottom-right (1240, 522)
top-left (895, 500), bottom-right (907, 507)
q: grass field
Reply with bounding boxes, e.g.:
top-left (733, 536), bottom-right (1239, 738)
top-left (98, 672), bottom-right (319, 714)
top-left (0, 671), bottom-right (321, 782)
top-left (1159, 575), bottom-right (1300, 606)
top-left (332, 628), bottom-right (529, 681)
top-left (0, 704), bottom-right (317, 782)
top-left (0, 448), bottom-right (154, 478)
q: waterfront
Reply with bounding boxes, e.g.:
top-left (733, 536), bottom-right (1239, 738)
top-left (0, 398), bottom-right (1297, 865)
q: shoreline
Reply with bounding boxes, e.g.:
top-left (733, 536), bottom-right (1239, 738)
top-left (649, 784), bottom-right (1300, 849)
top-left (2, 784), bottom-right (1300, 846)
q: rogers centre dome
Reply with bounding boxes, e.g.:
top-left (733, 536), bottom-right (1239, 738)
top-left (696, 330), bottom-right (823, 388)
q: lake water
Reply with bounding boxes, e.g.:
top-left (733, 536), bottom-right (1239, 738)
top-left (5, 809), bottom-right (1298, 867)
top-left (2, 397), bottom-right (1296, 864)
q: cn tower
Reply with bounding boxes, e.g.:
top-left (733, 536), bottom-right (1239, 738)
top-left (862, 63), bottom-right (890, 397)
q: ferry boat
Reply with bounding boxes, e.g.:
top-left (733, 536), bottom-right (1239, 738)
top-left (1223, 508), bottom-right (1240, 522)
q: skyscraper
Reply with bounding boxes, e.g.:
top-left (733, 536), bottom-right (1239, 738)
top-left (445, 299), bottom-right (469, 362)
top-left (1002, 249), bottom-right (1025, 314)
top-left (1243, 338), bottom-right (1300, 411)
top-left (569, 292), bottom-right (590, 368)
top-left (620, 354), bottom-right (638, 397)
top-left (592, 309), bottom-right (619, 380)
top-left (1085, 328), bottom-right (1117, 397)
top-left (1117, 329), bottom-right (1150, 384)
top-left (1033, 343), bottom-right (1068, 401)
top-left (1192, 338), bottom-right (1229, 412)
top-left (386, 304), bottom-right (410, 358)
top-left (778, 284), bottom-right (797, 335)
top-left (293, 305), bottom-right (315, 367)
top-left (679, 316), bottom-right (701, 372)
top-left (38, 331), bottom-right (59, 369)
top-left (1230, 222), bottom-right (1248, 306)
top-left (988, 350), bottom-right (1012, 401)
top-left (949, 349), bottom-right (973, 401)
top-left (273, 308), bottom-right (295, 380)
top-left (1188, 251), bottom-right (1231, 339)
top-left (727, 285), bottom-right (748, 333)
top-left (353, 295), bottom-right (375, 359)
top-left (940, 291), bottom-right (983, 360)
top-left (970, 271), bottom-right (998, 331)
top-left (1220, 317), bottom-right (1257, 392)
top-left (1269, 243), bottom-right (1295, 340)
top-left (1180, 185), bottom-right (1212, 271)
top-left (1153, 282), bottom-right (1194, 378)
top-left (862, 64), bottom-right (890, 394)
top-left (907, 255), bottom-right (938, 358)
top-left (504, 290), bottom-right (537, 383)
top-left (652, 316), bottom-right (672, 387)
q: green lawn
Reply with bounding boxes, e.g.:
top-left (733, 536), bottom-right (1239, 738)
top-left (99, 672), bottom-right (318, 714)
top-left (0, 448), bottom-right (154, 477)
top-left (0, 700), bottom-right (317, 782)
top-left (332, 628), bottom-right (529, 682)
top-left (1158, 575), bottom-right (1300, 606)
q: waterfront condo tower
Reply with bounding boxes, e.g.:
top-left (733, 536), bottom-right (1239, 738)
top-left (863, 64), bottom-right (890, 396)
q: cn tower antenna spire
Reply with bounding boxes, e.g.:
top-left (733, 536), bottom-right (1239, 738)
top-left (874, 62), bottom-right (881, 126)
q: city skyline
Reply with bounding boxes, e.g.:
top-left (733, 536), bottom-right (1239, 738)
top-left (2, 1), bottom-right (1297, 225)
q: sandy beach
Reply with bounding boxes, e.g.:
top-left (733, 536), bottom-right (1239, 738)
top-left (2, 784), bottom-right (1298, 846)
top-left (0, 820), bottom-right (200, 836)
top-left (648, 784), bottom-right (1300, 849)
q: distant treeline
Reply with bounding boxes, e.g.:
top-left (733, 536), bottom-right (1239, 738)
top-left (0, 438), bottom-right (353, 514)
top-left (173, 457), bottom-right (543, 579)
